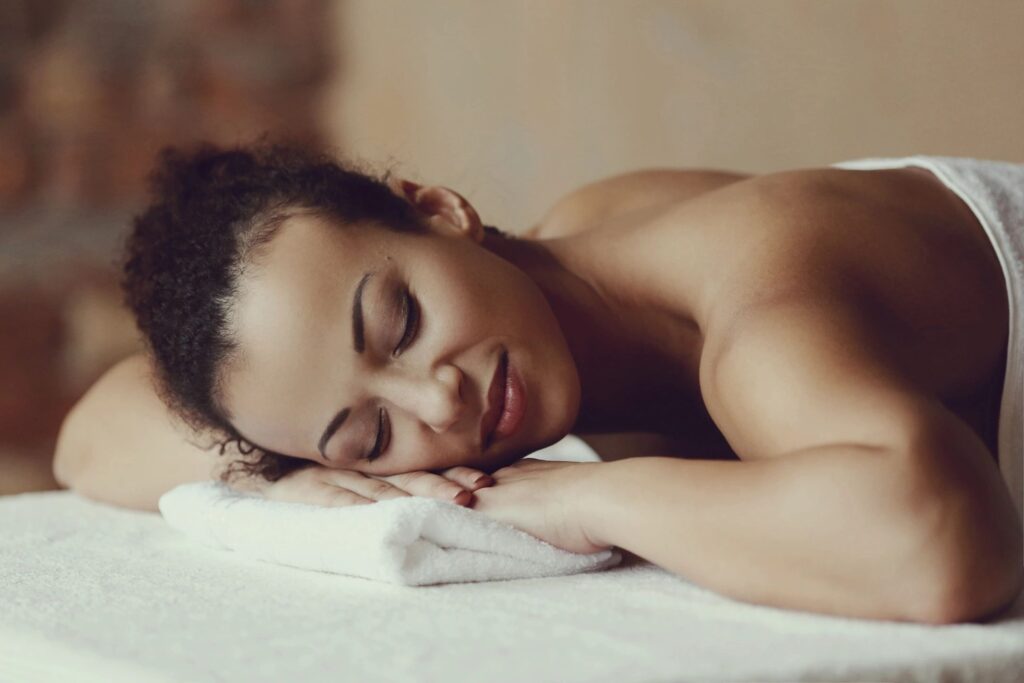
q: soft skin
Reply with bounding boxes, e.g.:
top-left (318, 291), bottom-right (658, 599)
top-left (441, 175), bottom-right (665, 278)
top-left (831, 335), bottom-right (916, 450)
top-left (56, 165), bottom-right (1023, 623)
top-left (221, 180), bottom-right (582, 477)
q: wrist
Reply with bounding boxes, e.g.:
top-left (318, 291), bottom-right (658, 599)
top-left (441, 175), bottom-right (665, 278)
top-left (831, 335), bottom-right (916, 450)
top-left (572, 459), bottom-right (625, 550)
top-left (574, 457), bottom-right (684, 550)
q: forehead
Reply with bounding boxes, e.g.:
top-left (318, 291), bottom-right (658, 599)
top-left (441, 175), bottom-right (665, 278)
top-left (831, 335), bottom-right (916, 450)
top-left (249, 211), bottom-right (370, 284)
top-left (221, 213), bottom-right (381, 448)
top-left (234, 211), bottom-right (368, 344)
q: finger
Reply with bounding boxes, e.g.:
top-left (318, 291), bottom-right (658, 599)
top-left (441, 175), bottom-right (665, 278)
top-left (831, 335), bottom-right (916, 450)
top-left (382, 471), bottom-right (474, 506)
top-left (323, 488), bottom-right (376, 507)
top-left (438, 466), bottom-right (495, 490)
top-left (319, 469), bottom-right (411, 502)
top-left (265, 477), bottom-right (375, 508)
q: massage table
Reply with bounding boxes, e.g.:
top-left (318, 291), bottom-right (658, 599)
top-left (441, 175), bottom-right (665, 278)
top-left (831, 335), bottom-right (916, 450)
top-left (2, 453), bottom-right (1023, 682)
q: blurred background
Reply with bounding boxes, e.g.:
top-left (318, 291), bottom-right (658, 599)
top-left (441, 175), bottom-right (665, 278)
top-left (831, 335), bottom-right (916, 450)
top-left (3, 0), bottom-right (1023, 492)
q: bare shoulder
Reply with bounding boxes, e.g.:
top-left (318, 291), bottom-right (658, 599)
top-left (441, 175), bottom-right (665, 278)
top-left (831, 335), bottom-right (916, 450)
top-left (689, 166), bottom-right (1005, 461)
top-left (527, 168), bottom-right (752, 239)
top-left (700, 293), bottom-right (936, 461)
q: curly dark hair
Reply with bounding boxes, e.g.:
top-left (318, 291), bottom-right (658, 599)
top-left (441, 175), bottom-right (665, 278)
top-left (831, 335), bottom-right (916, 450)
top-left (120, 140), bottom-right (435, 483)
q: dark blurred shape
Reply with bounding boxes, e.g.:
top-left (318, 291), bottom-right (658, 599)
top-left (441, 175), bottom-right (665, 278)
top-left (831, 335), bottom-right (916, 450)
top-left (0, 0), bottom-right (336, 490)
top-left (1, 0), bottom-right (333, 210)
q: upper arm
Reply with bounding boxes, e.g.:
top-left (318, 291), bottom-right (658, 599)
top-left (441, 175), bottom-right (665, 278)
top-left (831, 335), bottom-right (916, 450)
top-left (706, 297), bottom-right (1024, 617)
top-left (705, 296), bottom-right (942, 461)
top-left (56, 353), bottom-right (226, 510)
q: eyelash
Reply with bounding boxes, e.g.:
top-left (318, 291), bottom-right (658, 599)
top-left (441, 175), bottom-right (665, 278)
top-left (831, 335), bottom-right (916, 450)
top-left (366, 406), bottom-right (389, 462)
top-left (392, 289), bottom-right (420, 358)
top-left (367, 289), bottom-right (418, 461)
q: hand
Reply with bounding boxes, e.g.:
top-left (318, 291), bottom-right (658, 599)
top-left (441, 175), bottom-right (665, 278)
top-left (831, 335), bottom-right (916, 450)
top-left (258, 465), bottom-right (495, 508)
top-left (471, 458), bottom-right (611, 554)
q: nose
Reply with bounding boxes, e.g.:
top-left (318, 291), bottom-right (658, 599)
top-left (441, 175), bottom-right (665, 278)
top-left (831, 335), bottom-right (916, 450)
top-left (376, 362), bottom-right (465, 433)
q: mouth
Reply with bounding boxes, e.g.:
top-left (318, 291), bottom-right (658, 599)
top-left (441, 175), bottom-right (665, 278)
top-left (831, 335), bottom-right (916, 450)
top-left (480, 349), bottom-right (508, 450)
top-left (480, 347), bottom-right (527, 451)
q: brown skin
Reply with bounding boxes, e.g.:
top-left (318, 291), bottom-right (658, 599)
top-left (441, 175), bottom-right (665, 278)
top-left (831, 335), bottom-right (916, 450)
top-left (53, 165), bottom-right (1022, 623)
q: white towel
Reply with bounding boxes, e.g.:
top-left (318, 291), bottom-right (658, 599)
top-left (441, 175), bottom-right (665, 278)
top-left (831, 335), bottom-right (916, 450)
top-left (158, 434), bottom-right (621, 585)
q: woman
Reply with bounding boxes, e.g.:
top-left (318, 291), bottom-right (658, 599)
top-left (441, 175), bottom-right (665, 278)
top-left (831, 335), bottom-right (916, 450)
top-left (54, 143), bottom-right (1023, 623)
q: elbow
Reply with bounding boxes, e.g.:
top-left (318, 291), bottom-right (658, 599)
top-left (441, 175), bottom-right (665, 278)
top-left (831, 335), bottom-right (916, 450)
top-left (917, 534), bottom-right (1023, 625)
top-left (912, 555), bottom-right (1023, 626)
top-left (52, 409), bottom-right (87, 489)
top-left (903, 490), bottom-right (1024, 625)
top-left (53, 398), bottom-right (102, 493)
top-left (887, 423), bottom-right (1024, 624)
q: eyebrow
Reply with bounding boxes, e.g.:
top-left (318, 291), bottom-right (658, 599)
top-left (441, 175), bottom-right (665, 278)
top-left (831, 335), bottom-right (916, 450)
top-left (317, 270), bottom-right (373, 460)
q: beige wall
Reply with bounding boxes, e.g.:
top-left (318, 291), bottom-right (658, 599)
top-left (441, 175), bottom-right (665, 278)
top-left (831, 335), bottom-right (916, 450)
top-left (324, 0), bottom-right (1024, 233)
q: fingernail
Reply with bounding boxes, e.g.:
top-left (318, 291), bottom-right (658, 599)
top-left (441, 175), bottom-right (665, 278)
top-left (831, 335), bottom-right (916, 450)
top-left (452, 490), bottom-right (473, 506)
top-left (473, 475), bottom-right (495, 487)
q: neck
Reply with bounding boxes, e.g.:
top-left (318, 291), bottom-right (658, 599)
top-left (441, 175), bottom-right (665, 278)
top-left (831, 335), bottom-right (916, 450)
top-left (482, 228), bottom-right (705, 435)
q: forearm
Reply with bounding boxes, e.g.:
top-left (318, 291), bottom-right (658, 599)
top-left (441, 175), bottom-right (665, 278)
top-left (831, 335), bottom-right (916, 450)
top-left (580, 446), bottom-right (1017, 623)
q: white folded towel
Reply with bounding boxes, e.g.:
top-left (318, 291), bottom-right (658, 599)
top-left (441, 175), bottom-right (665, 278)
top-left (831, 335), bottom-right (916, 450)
top-left (158, 435), bottom-right (621, 585)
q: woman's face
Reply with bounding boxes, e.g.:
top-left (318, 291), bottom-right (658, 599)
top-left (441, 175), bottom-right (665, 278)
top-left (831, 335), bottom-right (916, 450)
top-left (220, 188), bottom-right (580, 476)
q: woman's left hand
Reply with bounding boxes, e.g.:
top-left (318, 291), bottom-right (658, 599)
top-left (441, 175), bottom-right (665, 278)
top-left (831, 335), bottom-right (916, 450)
top-left (470, 458), bottom-right (611, 554)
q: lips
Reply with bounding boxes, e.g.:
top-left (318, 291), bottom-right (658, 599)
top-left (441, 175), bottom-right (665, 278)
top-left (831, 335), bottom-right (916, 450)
top-left (480, 349), bottom-right (508, 449)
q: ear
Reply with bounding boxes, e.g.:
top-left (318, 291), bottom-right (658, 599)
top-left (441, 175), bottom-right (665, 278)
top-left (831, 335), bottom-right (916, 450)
top-left (385, 175), bottom-right (421, 203)
top-left (386, 175), bottom-right (484, 243)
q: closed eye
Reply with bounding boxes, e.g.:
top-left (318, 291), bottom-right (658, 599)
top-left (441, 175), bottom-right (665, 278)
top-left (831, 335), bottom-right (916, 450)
top-left (369, 289), bottom-right (417, 461)
top-left (392, 289), bottom-right (419, 357)
top-left (366, 407), bottom-right (389, 461)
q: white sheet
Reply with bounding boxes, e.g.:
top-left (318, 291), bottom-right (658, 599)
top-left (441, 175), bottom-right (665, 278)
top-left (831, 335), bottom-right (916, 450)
top-left (2, 481), bottom-right (1023, 682)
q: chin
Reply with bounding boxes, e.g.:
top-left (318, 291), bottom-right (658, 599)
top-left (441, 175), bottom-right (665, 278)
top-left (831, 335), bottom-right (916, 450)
top-left (484, 429), bottom-right (569, 473)
top-left (473, 449), bottom-right (528, 474)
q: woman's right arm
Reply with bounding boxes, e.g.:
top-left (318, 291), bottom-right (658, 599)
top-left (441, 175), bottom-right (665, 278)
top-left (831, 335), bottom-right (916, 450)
top-left (53, 353), bottom-right (231, 511)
